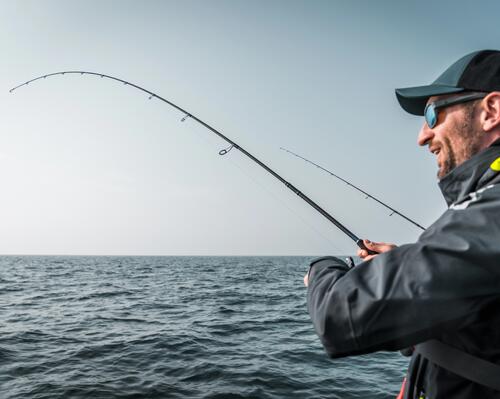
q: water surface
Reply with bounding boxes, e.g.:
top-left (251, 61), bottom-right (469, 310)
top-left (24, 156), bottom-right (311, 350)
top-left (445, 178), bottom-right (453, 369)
top-left (0, 256), bottom-right (407, 398)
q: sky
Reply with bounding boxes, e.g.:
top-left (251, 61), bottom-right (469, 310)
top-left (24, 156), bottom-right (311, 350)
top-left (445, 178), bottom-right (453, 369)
top-left (1, 0), bottom-right (499, 256)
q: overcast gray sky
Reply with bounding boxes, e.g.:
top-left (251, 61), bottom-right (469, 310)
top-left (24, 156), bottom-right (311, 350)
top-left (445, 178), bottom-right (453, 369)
top-left (1, 0), bottom-right (499, 255)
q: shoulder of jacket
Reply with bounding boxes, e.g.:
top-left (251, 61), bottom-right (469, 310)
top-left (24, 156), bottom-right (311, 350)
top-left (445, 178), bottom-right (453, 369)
top-left (450, 184), bottom-right (500, 210)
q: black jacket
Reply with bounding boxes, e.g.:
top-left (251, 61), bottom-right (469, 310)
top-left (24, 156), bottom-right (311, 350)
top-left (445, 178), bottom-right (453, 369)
top-left (307, 142), bottom-right (500, 399)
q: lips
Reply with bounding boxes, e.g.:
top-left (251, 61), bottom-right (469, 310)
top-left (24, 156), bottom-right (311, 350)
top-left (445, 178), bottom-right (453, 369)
top-left (429, 146), bottom-right (442, 169)
top-left (429, 146), bottom-right (441, 155)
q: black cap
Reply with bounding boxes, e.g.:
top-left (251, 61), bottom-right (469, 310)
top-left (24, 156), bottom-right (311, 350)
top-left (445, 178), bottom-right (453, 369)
top-left (396, 50), bottom-right (500, 115)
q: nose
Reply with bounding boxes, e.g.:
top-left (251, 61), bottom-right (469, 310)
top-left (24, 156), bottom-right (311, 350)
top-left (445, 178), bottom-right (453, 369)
top-left (417, 123), bottom-right (434, 146)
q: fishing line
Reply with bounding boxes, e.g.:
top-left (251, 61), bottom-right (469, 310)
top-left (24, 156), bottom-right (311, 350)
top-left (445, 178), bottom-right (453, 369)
top-left (280, 147), bottom-right (426, 231)
top-left (10, 71), bottom-right (375, 254)
top-left (219, 157), bottom-right (346, 254)
top-left (173, 118), bottom-right (345, 253)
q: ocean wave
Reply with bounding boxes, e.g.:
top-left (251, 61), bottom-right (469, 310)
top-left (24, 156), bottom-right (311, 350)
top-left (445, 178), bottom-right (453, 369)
top-left (1, 256), bottom-right (404, 399)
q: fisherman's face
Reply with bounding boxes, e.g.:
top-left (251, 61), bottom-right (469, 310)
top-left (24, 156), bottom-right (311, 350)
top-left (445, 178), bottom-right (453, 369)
top-left (417, 95), bottom-right (483, 179)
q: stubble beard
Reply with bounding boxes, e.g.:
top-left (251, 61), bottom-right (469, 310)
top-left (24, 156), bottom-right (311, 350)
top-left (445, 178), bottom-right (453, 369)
top-left (438, 136), bottom-right (456, 179)
top-left (437, 107), bottom-right (483, 179)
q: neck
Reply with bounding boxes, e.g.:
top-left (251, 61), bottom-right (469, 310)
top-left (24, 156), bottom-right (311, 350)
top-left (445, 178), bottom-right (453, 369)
top-left (481, 131), bottom-right (500, 150)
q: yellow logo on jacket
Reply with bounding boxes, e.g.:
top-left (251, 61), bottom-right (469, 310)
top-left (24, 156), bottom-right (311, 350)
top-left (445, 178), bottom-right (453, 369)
top-left (490, 157), bottom-right (500, 171)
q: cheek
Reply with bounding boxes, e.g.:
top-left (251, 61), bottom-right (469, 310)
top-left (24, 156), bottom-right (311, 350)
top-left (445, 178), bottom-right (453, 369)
top-left (448, 124), bottom-right (471, 155)
top-left (441, 138), bottom-right (451, 155)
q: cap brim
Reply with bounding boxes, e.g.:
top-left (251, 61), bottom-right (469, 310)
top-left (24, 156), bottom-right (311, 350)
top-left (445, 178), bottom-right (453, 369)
top-left (395, 85), bottom-right (464, 115)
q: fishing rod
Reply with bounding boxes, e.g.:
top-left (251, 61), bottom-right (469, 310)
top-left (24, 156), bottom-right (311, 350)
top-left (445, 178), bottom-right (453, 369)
top-left (10, 71), bottom-right (375, 254)
top-left (280, 147), bottom-right (426, 231)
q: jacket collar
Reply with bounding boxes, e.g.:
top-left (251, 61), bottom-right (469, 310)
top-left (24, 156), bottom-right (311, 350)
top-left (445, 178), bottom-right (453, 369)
top-left (439, 140), bottom-right (500, 206)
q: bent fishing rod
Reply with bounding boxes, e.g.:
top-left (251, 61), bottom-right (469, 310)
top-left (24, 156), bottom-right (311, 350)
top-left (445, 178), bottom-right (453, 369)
top-left (10, 71), bottom-right (375, 254)
top-left (280, 147), bottom-right (426, 231)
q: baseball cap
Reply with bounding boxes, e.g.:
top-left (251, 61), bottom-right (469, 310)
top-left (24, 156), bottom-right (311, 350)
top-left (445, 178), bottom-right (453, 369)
top-left (396, 50), bottom-right (500, 115)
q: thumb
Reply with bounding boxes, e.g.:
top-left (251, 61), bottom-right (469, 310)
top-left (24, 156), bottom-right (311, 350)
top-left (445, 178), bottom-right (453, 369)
top-left (363, 239), bottom-right (378, 249)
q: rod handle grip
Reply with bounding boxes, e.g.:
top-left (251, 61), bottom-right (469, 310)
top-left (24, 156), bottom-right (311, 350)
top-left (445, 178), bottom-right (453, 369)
top-left (356, 239), bottom-right (378, 256)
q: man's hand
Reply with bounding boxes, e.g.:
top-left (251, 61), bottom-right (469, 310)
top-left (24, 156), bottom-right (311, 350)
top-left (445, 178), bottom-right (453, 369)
top-left (304, 241), bottom-right (397, 286)
top-left (357, 239), bottom-right (396, 261)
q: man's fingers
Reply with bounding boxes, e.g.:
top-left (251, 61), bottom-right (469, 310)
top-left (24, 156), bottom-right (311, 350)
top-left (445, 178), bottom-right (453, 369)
top-left (359, 239), bottom-right (397, 260)
top-left (363, 239), bottom-right (378, 250)
top-left (363, 239), bottom-right (396, 253)
top-left (357, 249), bottom-right (368, 258)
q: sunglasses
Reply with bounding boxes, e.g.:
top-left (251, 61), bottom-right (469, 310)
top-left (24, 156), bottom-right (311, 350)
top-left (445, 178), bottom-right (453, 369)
top-left (424, 92), bottom-right (487, 128)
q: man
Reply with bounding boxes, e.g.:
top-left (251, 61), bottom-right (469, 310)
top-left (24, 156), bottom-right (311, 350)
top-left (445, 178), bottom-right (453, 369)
top-left (305, 50), bottom-right (500, 399)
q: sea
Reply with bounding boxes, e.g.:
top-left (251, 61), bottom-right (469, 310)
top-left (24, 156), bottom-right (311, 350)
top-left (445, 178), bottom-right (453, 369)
top-left (0, 256), bottom-right (408, 399)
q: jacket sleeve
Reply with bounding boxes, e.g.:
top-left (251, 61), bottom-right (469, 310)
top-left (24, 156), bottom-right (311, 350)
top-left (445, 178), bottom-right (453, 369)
top-left (307, 186), bottom-right (500, 358)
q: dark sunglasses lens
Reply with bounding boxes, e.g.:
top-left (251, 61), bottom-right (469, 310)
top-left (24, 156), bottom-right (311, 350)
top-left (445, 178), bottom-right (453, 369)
top-left (425, 105), bottom-right (437, 128)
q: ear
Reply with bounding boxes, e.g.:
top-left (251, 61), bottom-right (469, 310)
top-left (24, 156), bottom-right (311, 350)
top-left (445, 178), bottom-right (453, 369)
top-left (480, 92), bottom-right (500, 132)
